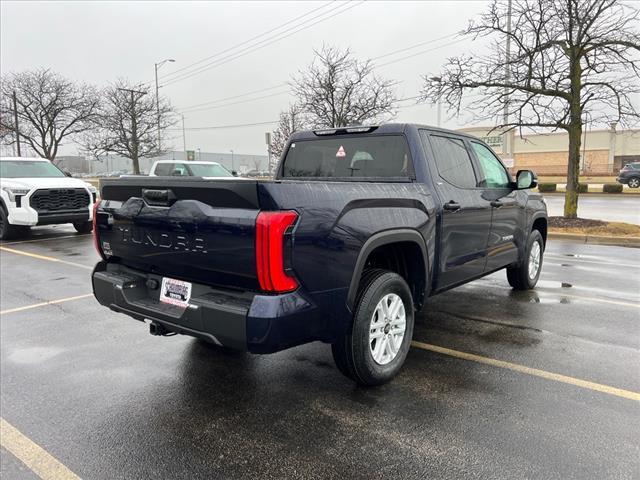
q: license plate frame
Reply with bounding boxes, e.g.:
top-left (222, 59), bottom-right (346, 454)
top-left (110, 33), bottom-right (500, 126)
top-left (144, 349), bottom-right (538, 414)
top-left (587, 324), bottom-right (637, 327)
top-left (159, 277), bottom-right (192, 308)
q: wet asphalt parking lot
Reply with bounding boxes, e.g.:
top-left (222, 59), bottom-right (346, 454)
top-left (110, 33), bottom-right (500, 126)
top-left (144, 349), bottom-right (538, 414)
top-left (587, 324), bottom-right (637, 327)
top-left (1, 226), bottom-right (639, 480)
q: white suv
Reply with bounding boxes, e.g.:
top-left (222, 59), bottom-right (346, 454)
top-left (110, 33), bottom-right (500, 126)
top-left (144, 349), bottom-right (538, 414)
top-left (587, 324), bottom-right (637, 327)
top-left (0, 157), bottom-right (97, 240)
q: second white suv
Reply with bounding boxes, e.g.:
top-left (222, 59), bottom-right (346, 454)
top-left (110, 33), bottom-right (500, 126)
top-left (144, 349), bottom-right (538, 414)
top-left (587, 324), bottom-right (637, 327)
top-left (0, 157), bottom-right (97, 240)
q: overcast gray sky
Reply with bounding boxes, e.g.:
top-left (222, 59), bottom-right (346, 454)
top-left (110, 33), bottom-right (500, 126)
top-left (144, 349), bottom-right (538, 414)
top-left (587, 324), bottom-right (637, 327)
top-left (1, 0), bottom-right (490, 156)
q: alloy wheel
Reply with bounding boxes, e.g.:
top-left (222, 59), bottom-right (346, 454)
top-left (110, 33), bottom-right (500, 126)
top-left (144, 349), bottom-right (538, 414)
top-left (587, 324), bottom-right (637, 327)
top-left (368, 293), bottom-right (406, 365)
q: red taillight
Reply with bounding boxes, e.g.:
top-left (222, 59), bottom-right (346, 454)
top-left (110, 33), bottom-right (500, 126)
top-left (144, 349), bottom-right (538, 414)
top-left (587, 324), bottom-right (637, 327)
top-left (255, 210), bottom-right (298, 293)
top-left (93, 199), bottom-right (106, 260)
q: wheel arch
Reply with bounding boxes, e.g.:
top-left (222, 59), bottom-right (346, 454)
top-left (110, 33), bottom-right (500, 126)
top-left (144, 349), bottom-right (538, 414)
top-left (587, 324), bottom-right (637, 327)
top-left (531, 215), bottom-right (548, 247)
top-left (346, 229), bottom-right (429, 312)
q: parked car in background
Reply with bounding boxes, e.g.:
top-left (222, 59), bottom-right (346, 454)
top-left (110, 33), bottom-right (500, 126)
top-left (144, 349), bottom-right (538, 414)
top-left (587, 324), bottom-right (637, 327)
top-left (149, 160), bottom-right (236, 177)
top-left (0, 157), bottom-right (97, 240)
top-left (92, 124), bottom-right (547, 386)
top-left (617, 162), bottom-right (640, 188)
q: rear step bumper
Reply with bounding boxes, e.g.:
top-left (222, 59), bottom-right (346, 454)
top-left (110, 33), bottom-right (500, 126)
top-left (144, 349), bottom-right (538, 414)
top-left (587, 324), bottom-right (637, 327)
top-left (92, 261), bottom-right (323, 353)
top-left (92, 261), bottom-right (251, 350)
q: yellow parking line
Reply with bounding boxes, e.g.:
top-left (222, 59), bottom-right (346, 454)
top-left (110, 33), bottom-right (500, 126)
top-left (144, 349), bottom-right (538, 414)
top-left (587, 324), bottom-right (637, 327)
top-left (411, 341), bottom-right (640, 402)
top-left (1, 234), bottom-right (90, 246)
top-left (0, 246), bottom-right (93, 270)
top-left (0, 293), bottom-right (93, 315)
top-left (0, 418), bottom-right (81, 480)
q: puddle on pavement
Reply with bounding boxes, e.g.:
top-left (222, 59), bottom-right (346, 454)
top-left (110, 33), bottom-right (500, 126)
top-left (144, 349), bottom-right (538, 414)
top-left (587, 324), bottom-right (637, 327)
top-left (511, 290), bottom-right (572, 305)
top-left (536, 280), bottom-right (573, 289)
top-left (8, 347), bottom-right (65, 364)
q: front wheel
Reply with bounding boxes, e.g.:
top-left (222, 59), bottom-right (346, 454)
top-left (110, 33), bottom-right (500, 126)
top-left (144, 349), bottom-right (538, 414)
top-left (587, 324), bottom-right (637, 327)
top-left (331, 269), bottom-right (414, 386)
top-left (0, 208), bottom-right (24, 240)
top-left (507, 229), bottom-right (544, 290)
top-left (628, 177), bottom-right (640, 189)
top-left (73, 221), bottom-right (93, 234)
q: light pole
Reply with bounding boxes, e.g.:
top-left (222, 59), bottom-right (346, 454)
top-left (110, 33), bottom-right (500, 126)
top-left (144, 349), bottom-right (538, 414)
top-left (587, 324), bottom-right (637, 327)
top-left (154, 58), bottom-right (175, 154)
top-left (197, 147), bottom-right (201, 161)
top-left (429, 76), bottom-right (442, 127)
top-left (181, 114), bottom-right (187, 153)
top-left (230, 149), bottom-right (235, 172)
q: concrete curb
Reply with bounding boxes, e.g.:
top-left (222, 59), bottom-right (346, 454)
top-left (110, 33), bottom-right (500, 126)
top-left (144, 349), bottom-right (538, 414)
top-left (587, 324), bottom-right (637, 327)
top-left (548, 231), bottom-right (640, 248)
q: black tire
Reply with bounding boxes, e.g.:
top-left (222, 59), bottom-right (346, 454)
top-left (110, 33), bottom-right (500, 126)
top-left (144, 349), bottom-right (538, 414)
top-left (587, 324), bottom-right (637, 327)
top-left (507, 229), bottom-right (544, 290)
top-left (331, 269), bottom-right (414, 386)
top-left (73, 221), bottom-right (93, 234)
top-left (628, 177), bottom-right (640, 189)
top-left (0, 207), bottom-right (23, 240)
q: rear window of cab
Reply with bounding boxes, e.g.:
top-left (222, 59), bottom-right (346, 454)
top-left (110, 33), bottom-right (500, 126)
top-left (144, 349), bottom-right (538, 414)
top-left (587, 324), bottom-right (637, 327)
top-left (281, 135), bottom-right (414, 180)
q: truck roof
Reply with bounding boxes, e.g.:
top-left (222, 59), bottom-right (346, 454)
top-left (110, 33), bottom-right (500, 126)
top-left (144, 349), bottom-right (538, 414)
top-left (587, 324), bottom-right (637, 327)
top-left (0, 157), bottom-right (50, 161)
top-left (288, 123), bottom-right (481, 142)
top-left (152, 160), bottom-right (222, 165)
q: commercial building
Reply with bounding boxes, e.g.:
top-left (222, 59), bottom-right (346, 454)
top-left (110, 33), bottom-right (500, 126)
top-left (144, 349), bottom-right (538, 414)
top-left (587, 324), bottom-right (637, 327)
top-left (459, 126), bottom-right (640, 176)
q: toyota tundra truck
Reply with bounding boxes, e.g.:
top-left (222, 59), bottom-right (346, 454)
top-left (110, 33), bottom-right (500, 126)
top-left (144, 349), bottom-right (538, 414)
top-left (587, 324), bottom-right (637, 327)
top-left (92, 124), bottom-right (547, 385)
top-left (1, 157), bottom-right (98, 240)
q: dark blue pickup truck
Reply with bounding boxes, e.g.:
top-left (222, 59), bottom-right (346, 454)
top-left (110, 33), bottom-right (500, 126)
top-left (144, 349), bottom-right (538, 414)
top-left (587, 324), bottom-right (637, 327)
top-left (92, 124), bottom-right (547, 385)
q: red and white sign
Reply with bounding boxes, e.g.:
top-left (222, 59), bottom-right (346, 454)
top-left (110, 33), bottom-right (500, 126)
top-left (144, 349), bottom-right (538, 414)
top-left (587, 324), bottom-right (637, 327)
top-left (336, 146), bottom-right (346, 158)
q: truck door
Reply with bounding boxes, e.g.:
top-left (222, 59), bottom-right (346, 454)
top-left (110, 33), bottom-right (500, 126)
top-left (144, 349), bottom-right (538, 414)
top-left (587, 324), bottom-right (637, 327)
top-left (469, 141), bottom-right (521, 271)
top-left (421, 132), bottom-right (492, 289)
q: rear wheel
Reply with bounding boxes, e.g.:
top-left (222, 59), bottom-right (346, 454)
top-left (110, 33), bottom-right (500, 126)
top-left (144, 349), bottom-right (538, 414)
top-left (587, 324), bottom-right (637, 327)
top-left (0, 208), bottom-right (24, 240)
top-left (628, 177), bottom-right (640, 188)
top-left (73, 221), bottom-right (93, 234)
top-left (507, 229), bottom-right (544, 290)
top-left (331, 269), bottom-right (414, 386)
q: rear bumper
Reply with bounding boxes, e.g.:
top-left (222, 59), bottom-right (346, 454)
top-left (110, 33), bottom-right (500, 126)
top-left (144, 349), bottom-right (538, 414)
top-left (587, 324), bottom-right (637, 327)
top-left (92, 261), bottom-right (326, 353)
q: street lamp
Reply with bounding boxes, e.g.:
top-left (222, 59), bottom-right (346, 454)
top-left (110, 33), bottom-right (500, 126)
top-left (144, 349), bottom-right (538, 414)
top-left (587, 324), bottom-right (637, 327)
top-left (230, 149), bottom-right (235, 172)
top-left (155, 58), bottom-right (175, 153)
top-left (429, 76), bottom-right (442, 128)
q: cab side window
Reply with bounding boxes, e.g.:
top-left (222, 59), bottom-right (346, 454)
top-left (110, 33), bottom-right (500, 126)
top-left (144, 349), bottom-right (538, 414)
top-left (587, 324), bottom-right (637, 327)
top-left (154, 163), bottom-right (176, 176)
top-left (427, 134), bottom-right (477, 189)
top-left (472, 142), bottom-right (510, 188)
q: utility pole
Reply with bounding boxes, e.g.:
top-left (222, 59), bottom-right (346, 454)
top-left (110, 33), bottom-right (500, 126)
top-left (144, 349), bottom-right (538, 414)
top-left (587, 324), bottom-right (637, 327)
top-left (502, 0), bottom-right (513, 158)
top-left (265, 132), bottom-right (272, 174)
top-left (181, 114), bottom-right (187, 153)
top-left (154, 58), bottom-right (175, 154)
top-left (12, 91), bottom-right (21, 157)
top-left (117, 87), bottom-right (146, 174)
top-left (230, 149), bottom-right (235, 172)
top-left (428, 77), bottom-right (442, 127)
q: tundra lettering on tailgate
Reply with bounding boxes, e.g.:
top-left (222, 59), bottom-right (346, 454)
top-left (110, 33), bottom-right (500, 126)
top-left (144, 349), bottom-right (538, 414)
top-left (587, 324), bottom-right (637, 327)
top-left (117, 225), bottom-right (208, 253)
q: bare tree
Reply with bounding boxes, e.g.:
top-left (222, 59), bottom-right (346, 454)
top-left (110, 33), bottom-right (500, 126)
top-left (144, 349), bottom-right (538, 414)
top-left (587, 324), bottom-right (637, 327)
top-left (421, 0), bottom-right (640, 218)
top-left (291, 45), bottom-right (397, 129)
top-left (0, 69), bottom-right (99, 161)
top-left (269, 104), bottom-right (307, 160)
top-left (84, 80), bottom-right (174, 174)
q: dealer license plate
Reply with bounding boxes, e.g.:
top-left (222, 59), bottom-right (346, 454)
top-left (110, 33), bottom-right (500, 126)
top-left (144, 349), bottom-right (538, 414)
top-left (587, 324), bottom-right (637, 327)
top-left (159, 277), bottom-right (192, 308)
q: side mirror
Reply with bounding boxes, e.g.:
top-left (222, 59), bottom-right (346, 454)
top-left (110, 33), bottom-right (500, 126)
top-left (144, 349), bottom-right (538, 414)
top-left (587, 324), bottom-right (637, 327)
top-left (516, 170), bottom-right (537, 190)
top-left (63, 171), bottom-right (72, 177)
top-left (232, 170), bottom-right (238, 177)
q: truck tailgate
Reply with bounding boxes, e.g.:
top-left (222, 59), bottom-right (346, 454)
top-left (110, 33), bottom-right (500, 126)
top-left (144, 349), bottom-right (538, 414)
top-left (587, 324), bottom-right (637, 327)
top-left (96, 178), bottom-right (261, 290)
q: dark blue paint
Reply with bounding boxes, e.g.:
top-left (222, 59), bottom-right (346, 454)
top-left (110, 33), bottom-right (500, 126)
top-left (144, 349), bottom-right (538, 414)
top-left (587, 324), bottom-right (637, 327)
top-left (93, 123), bottom-right (547, 354)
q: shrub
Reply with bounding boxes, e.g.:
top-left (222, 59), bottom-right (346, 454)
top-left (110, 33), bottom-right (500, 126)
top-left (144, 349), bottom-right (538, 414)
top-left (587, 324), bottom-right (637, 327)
top-left (577, 183), bottom-right (589, 193)
top-left (603, 183), bottom-right (623, 193)
top-left (538, 183), bottom-right (557, 192)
